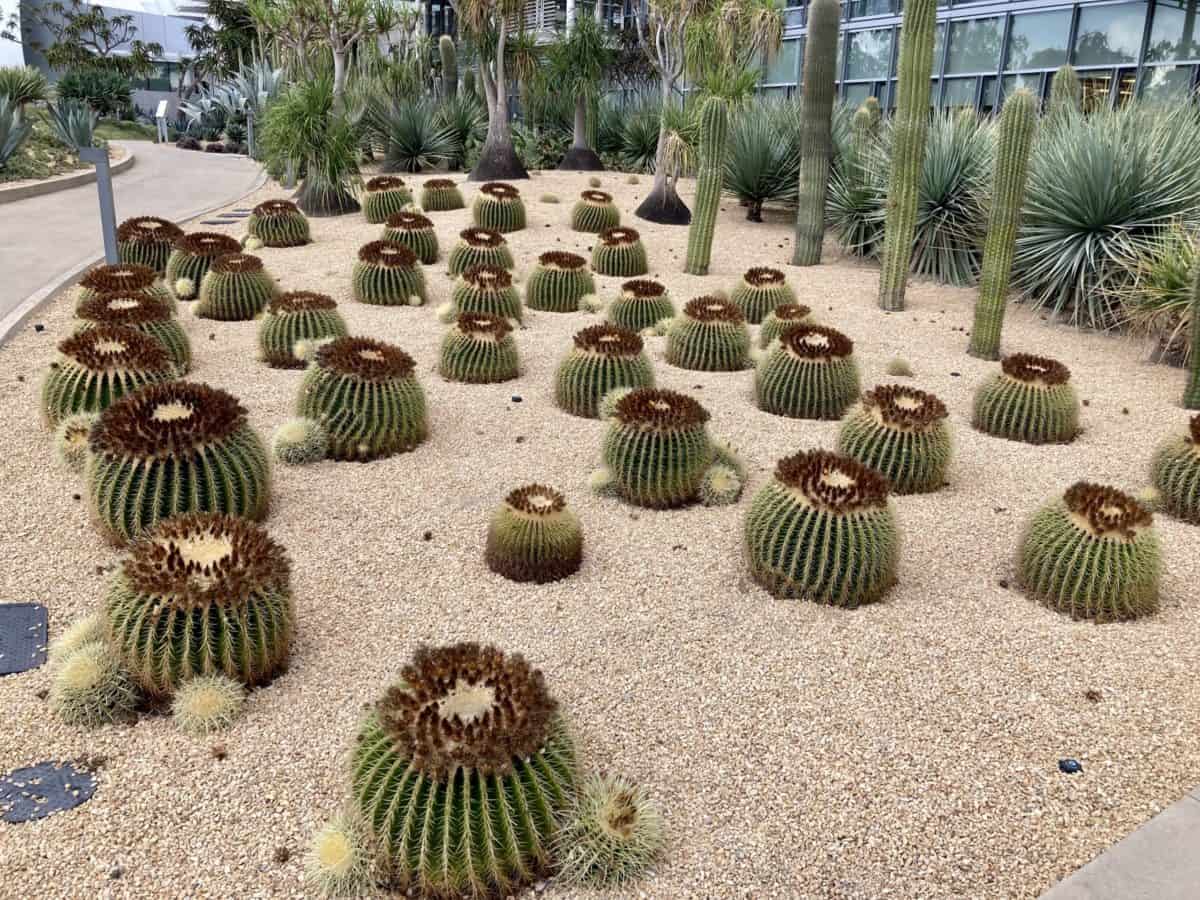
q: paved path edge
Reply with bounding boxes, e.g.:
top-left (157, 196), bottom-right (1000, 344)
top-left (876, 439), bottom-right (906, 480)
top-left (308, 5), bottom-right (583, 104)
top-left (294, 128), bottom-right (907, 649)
top-left (0, 146), bottom-right (136, 205)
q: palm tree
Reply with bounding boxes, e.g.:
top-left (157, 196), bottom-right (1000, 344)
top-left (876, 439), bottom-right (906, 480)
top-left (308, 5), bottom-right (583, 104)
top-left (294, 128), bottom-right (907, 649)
top-left (549, 14), bottom-right (614, 170)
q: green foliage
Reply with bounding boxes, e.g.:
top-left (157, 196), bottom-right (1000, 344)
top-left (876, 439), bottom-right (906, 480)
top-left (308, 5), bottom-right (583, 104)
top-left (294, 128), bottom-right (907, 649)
top-left (724, 101), bottom-right (799, 221)
top-left (172, 674), bottom-right (246, 735)
top-left (555, 324), bottom-right (654, 418)
top-left (1151, 415), bottom-right (1200, 524)
top-left (792, 0), bottom-right (839, 266)
top-left (50, 640), bottom-right (137, 727)
top-left (759, 303), bottom-right (814, 348)
top-left (46, 97), bottom-right (96, 149)
top-left (0, 97), bottom-right (32, 169)
top-left (0, 108), bottom-right (84, 182)
top-left (117, 216), bottom-right (183, 274)
top-left (616, 103), bottom-right (661, 172)
top-left (17, 0), bottom-right (163, 78)
top-left (448, 227), bottom-right (513, 274)
top-left (666, 297), bottom-right (750, 372)
top-left (472, 181), bottom-right (527, 232)
top-left (591, 227), bottom-right (648, 277)
top-left (1121, 223), bottom-right (1196, 365)
top-left (730, 267), bottom-right (795, 324)
top-left (165, 232), bottom-right (242, 298)
top-left (607, 279), bottom-right (674, 333)
top-left (57, 67), bottom-right (131, 117)
top-left (439, 313), bottom-right (520, 384)
top-left (184, 0), bottom-right (258, 83)
top-left (451, 264), bottom-right (523, 321)
top-left (197, 253), bottom-right (278, 321)
top-left (435, 95), bottom-right (486, 170)
top-left (755, 324), bottom-right (859, 419)
top-left (247, 199), bottom-right (311, 247)
top-left (351, 240), bottom-right (427, 306)
top-left (554, 774), bottom-right (665, 887)
top-left (361, 175), bottom-right (412, 224)
top-left (258, 291), bottom-right (348, 368)
top-left (365, 96), bottom-right (457, 173)
top-left (421, 177), bottom-right (467, 211)
top-left (571, 190), bottom-right (620, 233)
top-left (53, 412), bottom-right (96, 473)
top-left (382, 211), bottom-right (439, 264)
top-left (486, 484), bottom-right (583, 583)
top-left (440, 34), bottom-right (458, 99)
top-left (273, 416), bottom-right (329, 465)
top-left (75, 291), bottom-right (190, 373)
top-left (972, 353), bottom-right (1079, 444)
top-left (526, 251), bottom-right (595, 313)
top-left (0, 66), bottom-right (49, 106)
top-left (838, 385), bottom-right (952, 494)
top-left (684, 96), bottom-right (729, 276)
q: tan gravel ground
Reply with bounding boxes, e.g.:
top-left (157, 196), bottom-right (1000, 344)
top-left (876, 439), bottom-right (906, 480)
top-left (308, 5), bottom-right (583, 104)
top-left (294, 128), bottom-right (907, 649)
top-left (1, 169), bottom-right (1198, 900)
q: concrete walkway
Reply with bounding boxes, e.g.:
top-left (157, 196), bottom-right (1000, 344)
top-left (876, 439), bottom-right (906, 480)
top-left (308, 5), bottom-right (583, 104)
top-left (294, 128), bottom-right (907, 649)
top-left (0, 141), bottom-right (263, 340)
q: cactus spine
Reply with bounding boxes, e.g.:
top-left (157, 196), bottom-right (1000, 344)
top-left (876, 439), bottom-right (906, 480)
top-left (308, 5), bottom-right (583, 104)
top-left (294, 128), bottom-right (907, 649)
top-left (1048, 64), bottom-right (1081, 120)
top-left (791, 0), bottom-right (840, 267)
top-left (683, 96), bottom-right (729, 276)
top-left (968, 90), bottom-right (1036, 361)
top-left (439, 35), bottom-right (458, 99)
top-left (876, 0), bottom-right (937, 311)
top-left (1185, 261), bottom-right (1200, 408)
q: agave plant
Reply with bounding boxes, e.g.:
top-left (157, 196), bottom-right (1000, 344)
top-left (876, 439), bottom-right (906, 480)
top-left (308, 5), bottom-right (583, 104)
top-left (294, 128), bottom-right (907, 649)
top-left (364, 95), bottom-right (458, 173)
top-left (436, 93), bottom-right (487, 170)
top-left (46, 98), bottom-right (96, 150)
top-left (724, 101), bottom-right (799, 221)
top-left (1122, 222), bottom-right (1198, 363)
top-left (620, 103), bottom-right (663, 173)
top-left (0, 97), bottom-right (32, 169)
top-left (0, 65), bottom-right (49, 107)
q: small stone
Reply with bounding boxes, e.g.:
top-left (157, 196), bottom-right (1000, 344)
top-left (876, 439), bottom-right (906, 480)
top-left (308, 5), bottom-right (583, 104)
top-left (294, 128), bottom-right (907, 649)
top-left (1084, 689), bottom-right (1102, 703)
top-left (273, 847), bottom-right (291, 864)
top-left (998, 579), bottom-right (1009, 590)
top-left (511, 395), bottom-right (522, 403)
top-left (209, 333), bottom-right (216, 341)
top-left (211, 743), bottom-right (227, 760)
top-left (35, 688), bottom-right (48, 700)
top-left (16, 375), bottom-right (24, 382)
top-left (422, 530), bottom-right (433, 541)
top-left (1082, 399), bottom-right (1090, 407)
top-left (33, 323), bottom-right (44, 332)
top-left (1122, 407), bottom-right (1129, 415)
top-left (1058, 758), bottom-right (1082, 775)
top-left (515, 436), bottom-right (525, 444)
top-left (72, 494), bottom-right (80, 501)
top-left (950, 371), bottom-right (961, 377)
top-left (109, 866), bottom-right (123, 880)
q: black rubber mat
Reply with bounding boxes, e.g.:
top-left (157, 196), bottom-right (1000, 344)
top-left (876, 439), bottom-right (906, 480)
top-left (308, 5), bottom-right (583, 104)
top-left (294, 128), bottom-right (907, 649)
top-left (0, 762), bottom-right (96, 823)
top-left (0, 603), bottom-right (47, 675)
top-left (199, 220), bottom-right (231, 225)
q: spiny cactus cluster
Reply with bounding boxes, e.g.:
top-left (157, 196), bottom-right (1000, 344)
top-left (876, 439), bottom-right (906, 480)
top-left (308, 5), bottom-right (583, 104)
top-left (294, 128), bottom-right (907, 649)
top-left (165, 232), bottom-right (242, 300)
top-left (666, 297), bottom-right (751, 372)
top-left (258, 291), bottom-right (348, 368)
top-left (77, 262), bottom-right (172, 311)
top-left (838, 385), bottom-right (951, 494)
top-left (745, 450), bottom-right (899, 606)
top-left (351, 643), bottom-right (576, 897)
top-left (486, 484), bottom-right (584, 583)
top-left (602, 388), bottom-right (712, 508)
top-left (421, 177), bottom-right (465, 211)
top-left (87, 381), bottom-right (270, 543)
top-left (759, 303), bottom-right (813, 348)
top-left (439, 313), bottom-right (521, 383)
top-left (756, 324), bottom-right (859, 420)
top-left (304, 815), bottom-right (371, 899)
top-left (382, 210), bottom-right (439, 264)
top-left (196, 252), bottom-right (277, 321)
top-left (526, 251), bottom-right (596, 313)
top-left (451, 264), bottom-right (523, 322)
top-left (556, 324), bottom-right (654, 418)
top-left (172, 673), bottom-right (246, 735)
top-left (607, 279), bottom-right (674, 333)
top-left (49, 638), bottom-right (136, 726)
top-left (592, 227), bottom-right (648, 277)
top-left (448, 226), bottom-right (514, 275)
top-left (362, 175), bottom-right (412, 224)
top-left (298, 336), bottom-right (428, 460)
top-left (54, 412), bottom-right (96, 472)
top-left (972, 353), bottom-right (1079, 444)
top-left (1151, 414), bottom-right (1200, 524)
top-left (75, 291), bottom-right (190, 373)
top-left (352, 240), bottom-right (427, 306)
top-left (684, 95), bottom-right (729, 276)
top-left (731, 268), bottom-right (796, 324)
top-left (247, 198), bottom-right (311, 247)
top-left (1019, 482), bottom-right (1160, 621)
top-left (472, 181), bottom-right (526, 232)
top-left (571, 190), bottom-right (620, 233)
top-left (117, 215), bottom-right (183, 274)
top-left (272, 416), bottom-right (329, 465)
top-left (554, 774), bottom-right (665, 887)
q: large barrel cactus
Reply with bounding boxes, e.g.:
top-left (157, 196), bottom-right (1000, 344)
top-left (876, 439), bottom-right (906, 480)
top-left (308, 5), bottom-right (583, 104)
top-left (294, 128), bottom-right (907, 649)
top-left (104, 512), bottom-right (293, 696)
top-left (972, 353), bottom-right (1079, 444)
top-left (730, 268), bottom-right (796, 324)
top-left (472, 182), bottom-right (526, 232)
top-left (421, 177), bottom-right (465, 211)
top-left (75, 291), bottom-right (190, 373)
top-left (666, 297), bottom-right (750, 372)
top-left (439, 313), bottom-right (521, 384)
top-left (486, 485), bottom-right (584, 583)
top-left (117, 215), bottom-right (183, 274)
top-left (196, 252), bottom-right (278, 321)
top-left (297, 336), bottom-right (428, 460)
top-left (755, 323), bottom-right (859, 419)
top-left (526, 251), bottom-right (596, 313)
top-left (837, 384), bottom-right (952, 494)
top-left (351, 643), bottom-right (577, 897)
top-left (745, 449), bottom-right (899, 606)
top-left (165, 232), bottom-right (241, 300)
top-left (352, 240), bottom-right (427, 306)
top-left (607, 279), bottom-right (674, 333)
top-left (1151, 414), bottom-right (1200, 524)
top-left (362, 175), bottom-right (412, 224)
top-left (451, 264), bottom-right (523, 322)
top-left (591, 227), bottom-right (648, 277)
top-left (258, 291), bottom-right (349, 368)
top-left (684, 95), bottom-right (729, 276)
top-left (448, 227), bottom-right (514, 275)
top-left (791, 0), bottom-right (839, 266)
top-left (247, 199), bottom-right (311, 247)
top-left (383, 211), bottom-right (439, 264)
top-left (77, 262), bottom-right (173, 311)
top-left (87, 381), bottom-right (270, 543)
top-left (571, 190), bottom-right (620, 233)
top-left (555, 324), bottom-right (654, 418)
top-left (759, 303), bottom-right (814, 348)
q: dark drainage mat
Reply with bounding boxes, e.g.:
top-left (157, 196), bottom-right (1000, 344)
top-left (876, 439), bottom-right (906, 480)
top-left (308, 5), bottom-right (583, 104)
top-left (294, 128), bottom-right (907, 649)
top-left (218, 212), bottom-right (249, 218)
top-left (0, 603), bottom-right (47, 675)
top-left (1, 762), bottom-right (96, 823)
top-left (199, 219), bottom-right (231, 225)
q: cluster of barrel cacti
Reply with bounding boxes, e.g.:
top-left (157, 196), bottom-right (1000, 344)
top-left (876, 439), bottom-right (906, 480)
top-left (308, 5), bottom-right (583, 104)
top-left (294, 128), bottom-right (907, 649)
top-left (247, 199), bottom-right (311, 247)
top-left (526, 251), bottom-right (596, 313)
top-left (352, 240), bottom-right (427, 306)
top-left (472, 182), bottom-right (526, 232)
top-left (165, 232), bottom-right (242, 300)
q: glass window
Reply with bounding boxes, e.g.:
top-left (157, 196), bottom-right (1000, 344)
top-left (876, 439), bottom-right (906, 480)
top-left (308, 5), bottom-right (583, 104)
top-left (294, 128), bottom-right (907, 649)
top-left (1141, 62), bottom-right (1195, 96)
top-left (850, 0), bottom-right (891, 17)
top-left (1079, 72), bottom-right (1115, 110)
top-left (843, 82), bottom-right (874, 105)
top-left (941, 76), bottom-right (977, 107)
top-left (766, 39), bottom-right (799, 83)
top-left (1074, 3), bottom-right (1149, 66)
top-left (1005, 10), bottom-right (1072, 70)
top-left (946, 17), bottom-right (1002, 74)
top-left (146, 62), bottom-right (171, 91)
top-left (981, 76), bottom-right (998, 111)
top-left (931, 22), bottom-right (945, 71)
top-left (1000, 72), bottom-right (1039, 103)
top-left (1147, 0), bottom-right (1200, 62)
top-left (846, 28), bottom-right (892, 79)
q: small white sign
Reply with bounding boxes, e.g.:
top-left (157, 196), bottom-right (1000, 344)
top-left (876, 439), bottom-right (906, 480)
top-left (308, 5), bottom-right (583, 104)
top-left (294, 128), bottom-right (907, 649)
top-left (155, 100), bottom-right (169, 120)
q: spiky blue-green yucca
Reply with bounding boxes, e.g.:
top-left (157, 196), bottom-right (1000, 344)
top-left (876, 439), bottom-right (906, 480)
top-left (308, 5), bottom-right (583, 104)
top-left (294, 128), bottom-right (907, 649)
top-left (258, 291), bottom-right (348, 368)
top-left (352, 240), bottom-right (428, 306)
top-left (247, 199), bottom-right (311, 247)
top-left (362, 175), bottom-right (413, 224)
top-left (421, 178), bottom-right (466, 211)
top-left (666, 297), bottom-right (750, 371)
top-left (486, 485), bottom-right (583, 583)
top-left (451, 264), bottom-right (523, 322)
top-left (117, 216), bottom-right (184, 274)
top-left (756, 324), bottom-right (859, 419)
top-left (383, 211), bottom-right (439, 264)
top-left (1019, 482), bottom-right (1160, 621)
top-left (1151, 414), bottom-right (1200, 524)
top-left (74, 291), bottom-right (191, 374)
top-left (526, 251), bottom-right (596, 313)
top-left (571, 190), bottom-right (620, 233)
top-left (298, 336), bottom-right (427, 460)
top-left (76, 262), bottom-right (174, 311)
top-left (87, 381), bottom-right (270, 543)
top-left (684, 96), bottom-right (729, 276)
top-left (196, 252), bottom-right (277, 321)
top-left (837, 384), bottom-right (952, 494)
top-left (745, 450), bottom-right (899, 606)
top-left (972, 353), bottom-right (1079, 444)
top-left (792, 0), bottom-right (839, 266)
top-left (759, 303), bottom-right (813, 348)
top-left (591, 228), bottom-right (648, 277)
top-left (351, 643), bottom-right (577, 897)
top-left (555, 324), bottom-right (654, 418)
top-left (165, 232), bottom-right (243, 299)
top-left (472, 182), bottom-right (526, 232)
top-left (439, 313), bottom-right (520, 383)
top-left (607, 280), bottom-right (674, 333)
top-left (731, 268), bottom-right (796, 324)
top-left (448, 227), bottom-right (514, 275)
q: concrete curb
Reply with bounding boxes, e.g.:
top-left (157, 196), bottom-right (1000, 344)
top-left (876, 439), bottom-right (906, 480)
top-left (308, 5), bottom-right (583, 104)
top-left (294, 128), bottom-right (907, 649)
top-left (0, 146), bottom-right (136, 205)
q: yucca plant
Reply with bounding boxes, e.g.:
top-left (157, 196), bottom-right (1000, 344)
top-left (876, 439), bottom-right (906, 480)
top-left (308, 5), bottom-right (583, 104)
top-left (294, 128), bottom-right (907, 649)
top-left (0, 65), bottom-right (49, 107)
top-left (365, 95), bottom-right (458, 173)
top-left (436, 94), bottom-right (487, 171)
top-left (1121, 222), bottom-right (1196, 364)
top-left (46, 97), bottom-right (96, 149)
top-left (724, 105), bottom-right (798, 222)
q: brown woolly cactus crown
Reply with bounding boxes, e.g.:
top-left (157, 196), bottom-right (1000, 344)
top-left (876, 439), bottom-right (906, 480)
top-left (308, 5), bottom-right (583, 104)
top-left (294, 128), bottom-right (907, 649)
top-left (775, 449), bottom-right (890, 514)
top-left (175, 232), bottom-right (241, 257)
top-left (367, 175), bottom-right (406, 192)
top-left (599, 227), bottom-right (640, 246)
top-left (59, 324), bottom-right (171, 372)
top-left (781, 324), bottom-right (854, 359)
top-left (771, 303), bottom-right (812, 323)
top-left (580, 190), bottom-right (613, 204)
top-left (268, 290), bottom-right (337, 313)
top-left (79, 263), bottom-right (158, 295)
top-left (91, 381), bottom-right (248, 457)
top-left (480, 182), bottom-right (520, 199)
top-left (462, 264), bottom-right (513, 289)
top-left (210, 252), bottom-right (264, 275)
top-left (426, 178), bottom-right (457, 189)
top-left (621, 279), bottom-right (666, 298)
top-left (117, 216), bottom-right (183, 244)
top-left (684, 296), bottom-right (744, 323)
top-left (743, 267), bottom-right (786, 287)
top-left (455, 312), bottom-right (513, 339)
top-left (538, 251), bottom-right (587, 270)
top-left (1001, 353), bottom-right (1071, 386)
top-left (317, 336), bottom-right (415, 381)
top-left (1063, 482), bottom-right (1153, 540)
top-left (613, 388), bottom-right (709, 429)
top-left (122, 513), bottom-right (290, 611)
top-left (76, 292), bottom-right (171, 325)
top-left (376, 642), bottom-right (557, 779)
top-left (385, 211), bottom-right (434, 231)
top-left (358, 240), bottom-right (418, 268)
top-left (254, 199), bottom-right (301, 217)
top-left (574, 323), bottom-right (643, 356)
top-left (506, 484), bottom-right (568, 517)
top-left (460, 227), bottom-right (506, 247)
top-left (862, 384), bottom-right (948, 431)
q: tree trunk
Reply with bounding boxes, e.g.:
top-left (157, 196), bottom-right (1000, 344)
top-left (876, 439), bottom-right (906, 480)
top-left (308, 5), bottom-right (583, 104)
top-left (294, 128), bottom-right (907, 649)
top-left (470, 23), bottom-right (529, 181)
top-left (331, 47), bottom-right (347, 118)
top-left (559, 92), bottom-right (604, 170)
top-left (635, 79), bottom-right (690, 225)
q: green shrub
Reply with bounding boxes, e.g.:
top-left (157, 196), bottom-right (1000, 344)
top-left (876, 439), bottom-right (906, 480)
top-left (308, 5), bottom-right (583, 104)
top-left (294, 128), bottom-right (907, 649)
top-left (1122, 223), bottom-right (1196, 365)
top-left (0, 97), bottom-right (32, 168)
top-left (0, 66), bottom-right (49, 106)
top-left (485, 484), bottom-right (584, 583)
top-left (435, 95), bottom-right (486, 170)
top-left (57, 68), bottom-right (132, 117)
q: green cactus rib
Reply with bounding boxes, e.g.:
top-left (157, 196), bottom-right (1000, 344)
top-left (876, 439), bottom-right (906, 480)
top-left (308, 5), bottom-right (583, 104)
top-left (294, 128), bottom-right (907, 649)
top-left (837, 384), bottom-right (952, 494)
top-left (486, 485), bottom-right (583, 583)
top-left (791, 0), bottom-right (840, 267)
top-left (591, 228), bottom-right (648, 277)
top-left (877, 0), bottom-right (937, 310)
top-left (1019, 482), bottom-right (1160, 621)
top-left (526, 252), bottom-right (596, 313)
top-left (247, 199), bottom-right (311, 247)
top-left (363, 176), bottom-right (413, 224)
top-left (463, 68), bottom-right (476, 96)
top-left (730, 268), bottom-right (796, 324)
top-left (665, 297), bottom-right (750, 372)
top-left (74, 292), bottom-right (191, 374)
top-left (684, 96), bottom-right (729, 276)
top-left (448, 227), bottom-right (514, 275)
top-left (117, 216), bottom-right (183, 274)
top-left (606, 280), bottom-right (674, 333)
top-left (571, 191), bottom-right (620, 233)
top-left (196, 253), bottom-right (278, 321)
top-left (969, 90), bottom-right (1037, 361)
top-left (1048, 63), bottom-right (1081, 121)
top-left (1185, 261), bottom-right (1200, 408)
top-left (744, 450), bottom-right (899, 606)
top-left (422, 178), bottom-right (466, 211)
top-left (555, 324), bottom-right (654, 418)
top-left (439, 314), bottom-right (520, 384)
top-left (755, 324), bottom-right (859, 420)
top-left (352, 240), bottom-right (428, 306)
top-left (439, 34), bottom-right (458, 98)
top-left (76, 263), bottom-right (174, 311)
top-left (452, 265), bottom-right (523, 322)
top-left (1151, 416), bottom-right (1200, 524)
top-left (258, 291), bottom-right (348, 368)
top-left (165, 233), bottom-right (242, 300)
top-left (972, 354), bottom-right (1079, 444)
top-left (759, 303), bottom-right (814, 348)
top-left (472, 183), bottom-right (526, 232)
top-left (383, 211), bottom-right (439, 264)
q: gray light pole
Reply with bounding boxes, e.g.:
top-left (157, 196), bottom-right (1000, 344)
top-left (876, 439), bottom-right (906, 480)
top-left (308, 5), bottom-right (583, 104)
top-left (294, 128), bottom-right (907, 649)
top-left (78, 147), bottom-right (119, 264)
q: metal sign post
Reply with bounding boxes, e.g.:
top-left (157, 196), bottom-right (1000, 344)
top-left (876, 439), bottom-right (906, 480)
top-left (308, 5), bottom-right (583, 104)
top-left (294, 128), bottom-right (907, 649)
top-left (155, 99), bottom-right (169, 144)
top-left (246, 108), bottom-right (255, 157)
top-left (77, 147), bottom-right (119, 264)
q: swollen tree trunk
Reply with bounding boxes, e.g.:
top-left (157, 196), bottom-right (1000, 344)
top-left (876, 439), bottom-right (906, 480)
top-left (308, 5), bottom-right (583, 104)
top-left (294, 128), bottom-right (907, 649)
top-left (559, 92), bottom-right (604, 170)
top-left (635, 79), bottom-right (690, 225)
top-left (297, 40), bottom-right (360, 216)
top-left (469, 27), bottom-right (529, 181)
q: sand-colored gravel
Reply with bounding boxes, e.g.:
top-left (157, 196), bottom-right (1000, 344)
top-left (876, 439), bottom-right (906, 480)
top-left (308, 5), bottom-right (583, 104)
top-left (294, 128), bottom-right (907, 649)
top-left (1, 169), bottom-right (1197, 900)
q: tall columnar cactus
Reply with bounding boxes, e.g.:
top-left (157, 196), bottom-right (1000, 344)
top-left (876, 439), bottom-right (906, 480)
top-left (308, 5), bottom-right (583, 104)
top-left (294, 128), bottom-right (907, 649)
top-left (851, 105), bottom-right (874, 160)
top-left (383, 211), bottom-right (439, 264)
top-left (117, 216), bottom-right (183, 274)
top-left (665, 297), bottom-right (751, 372)
top-left (448, 227), bottom-right (514, 275)
top-left (1151, 415), bottom-right (1200, 524)
top-left (247, 199), bottom-right (311, 247)
top-left (972, 353), bottom-right (1079, 444)
top-left (472, 182), bottom-right (526, 232)
top-left (104, 513), bottom-right (293, 696)
top-left (837, 384), bottom-right (952, 494)
top-left (77, 262), bottom-right (173, 311)
top-left (485, 485), bottom-right (584, 583)
top-left (352, 240), bottom-right (427, 306)
top-left (759, 303), bottom-right (814, 348)
top-left (607, 279), bottom-right (674, 333)
top-left (571, 190), bottom-right (620, 233)
top-left (439, 313), bottom-right (521, 384)
top-left (75, 291), bottom-right (191, 373)
top-left (683, 96), bottom-right (729, 276)
top-left (730, 267), bottom-right (796, 324)
top-left (755, 323), bottom-right (859, 419)
top-left (968, 90), bottom-right (1037, 361)
top-left (258, 291), bottom-right (348, 368)
top-left (877, 0), bottom-right (937, 310)
top-left (439, 34), bottom-right (458, 99)
top-left (362, 176), bottom-right (412, 224)
top-left (791, 0), bottom-right (840, 267)
top-left (87, 381), bottom-right (270, 543)
top-left (1048, 64), bottom-right (1081, 121)
top-left (1185, 262), bottom-right (1200, 408)
top-left (591, 227), bottom-right (648, 277)
top-left (196, 252), bottom-right (278, 321)
top-left (421, 178), bottom-right (466, 211)
top-left (555, 324), bottom-right (655, 418)
top-left (864, 96), bottom-right (881, 131)
top-left (526, 251), bottom-right (596, 313)
top-left (462, 68), bottom-right (476, 97)
top-left (165, 232), bottom-right (242, 300)
top-left (451, 264), bottom-right (524, 321)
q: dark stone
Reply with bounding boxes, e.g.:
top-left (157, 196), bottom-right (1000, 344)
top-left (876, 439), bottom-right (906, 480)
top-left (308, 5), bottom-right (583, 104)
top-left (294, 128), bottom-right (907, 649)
top-left (211, 744), bottom-right (227, 760)
top-left (515, 436), bottom-right (525, 444)
top-left (72, 494), bottom-right (80, 501)
top-left (0, 761), bottom-right (97, 822)
top-left (998, 579), bottom-right (1009, 589)
top-left (1058, 758), bottom-right (1083, 775)
top-left (1084, 689), bottom-right (1102, 703)
top-left (511, 396), bottom-right (522, 403)
top-left (422, 531), bottom-right (433, 541)
top-left (109, 867), bottom-right (124, 880)
top-left (273, 847), bottom-right (291, 864)
top-left (950, 371), bottom-right (961, 377)
top-left (558, 146), bottom-right (605, 171)
top-left (33, 324), bottom-right (44, 333)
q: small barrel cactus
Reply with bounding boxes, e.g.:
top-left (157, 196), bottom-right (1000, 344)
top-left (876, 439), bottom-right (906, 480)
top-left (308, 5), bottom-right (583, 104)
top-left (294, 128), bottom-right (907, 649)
top-left (472, 181), bottom-right (526, 232)
top-left (305, 815), bottom-right (371, 899)
top-left (602, 387), bottom-right (713, 508)
top-left (117, 215), bottom-right (183, 274)
top-left (439, 313), bottom-right (521, 384)
top-left (607, 279), bottom-right (674, 333)
top-left (553, 774), bottom-right (665, 887)
top-left (172, 673), bottom-right (246, 735)
top-left (87, 381), bottom-right (270, 543)
top-left (745, 449), bottom-right (899, 606)
top-left (666, 297), bottom-right (751, 372)
top-left (273, 416), bottom-right (329, 465)
top-left (298, 336), bottom-right (428, 460)
top-left (972, 353), bottom-right (1079, 444)
top-left (555, 323), bottom-right (655, 418)
top-left (759, 303), bottom-right (814, 348)
top-left (196, 252), bottom-right (278, 321)
top-left (591, 227), bottom-right (648, 277)
top-left (382, 210), bottom-right (439, 264)
top-left (420, 177), bottom-right (465, 211)
top-left (247, 198), bottom-right (311, 247)
top-left (42, 325), bottom-right (175, 427)
top-left (362, 175), bottom-right (413, 223)
top-left (571, 190), bottom-right (620, 233)
top-left (105, 512), bottom-right (293, 696)
top-left (54, 412), bottom-right (97, 472)
top-left (451, 264), bottom-right (523, 322)
top-left (1019, 482), bottom-right (1160, 621)
top-left (447, 226), bottom-right (515, 275)
top-left (165, 232), bottom-right (242, 300)
top-left (352, 240), bottom-right (427, 306)
top-left (526, 251), bottom-right (596, 313)
top-left (76, 262), bottom-right (173, 311)
top-left (755, 324), bottom-right (859, 419)
top-left (730, 267), bottom-right (796, 324)
top-left (837, 384), bottom-right (951, 494)
top-left (75, 291), bottom-right (190, 373)
top-left (1151, 414), bottom-right (1200, 524)
top-left (485, 484), bottom-right (584, 583)
top-left (49, 639), bottom-right (137, 727)
top-left (258, 291), bottom-right (349, 368)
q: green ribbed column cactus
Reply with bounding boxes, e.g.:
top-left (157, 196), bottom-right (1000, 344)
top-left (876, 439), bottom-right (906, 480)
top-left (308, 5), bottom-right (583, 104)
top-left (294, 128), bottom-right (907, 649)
top-left (864, 96), bottom-right (881, 131)
top-left (439, 35), bottom-right (457, 99)
top-left (1185, 263), bottom-right (1200, 408)
top-left (968, 89), bottom-right (1037, 361)
top-left (877, 0), bottom-right (937, 311)
top-left (683, 96), bottom-right (729, 276)
top-left (851, 104), bottom-right (874, 160)
top-left (791, 0), bottom-right (840, 267)
top-left (1048, 64), bottom-right (1081, 120)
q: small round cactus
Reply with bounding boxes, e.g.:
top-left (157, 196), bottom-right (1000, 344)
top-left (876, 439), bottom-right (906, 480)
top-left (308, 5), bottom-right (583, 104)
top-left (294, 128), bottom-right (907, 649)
top-left (196, 252), bottom-right (278, 321)
top-left (1019, 482), bottom-right (1160, 621)
top-left (447, 226), bottom-right (515, 275)
top-left (485, 484), bottom-right (584, 583)
top-left (526, 251), bottom-right (596, 313)
top-left (105, 512), bottom-right (292, 695)
top-left (305, 815), bottom-right (372, 899)
top-left (555, 324), bottom-right (654, 418)
top-left (472, 181), bottom-right (526, 232)
top-left (699, 463), bottom-right (743, 507)
top-left (730, 267), bottom-right (796, 324)
top-left (42, 325), bottom-right (175, 427)
top-left (352, 240), bottom-right (427, 306)
top-left (47, 613), bottom-right (104, 664)
top-left (87, 381), bottom-right (270, 542)
top-left (745, 450), bottom-right (899, 606)
top-left (174, 277), bottom-right (196, 300)
top-left (554, 774), bottom-right (665, 887)
top-left (258, 291), bottom-right (348, 369)
top-left (755, 324), bottom-right (859, 420)
top-left (666, 297), bottom-right (751, 372)
top-left (76, 262), bottom-right (173, 311)
top-left (247, 198), bottom-right (311, 247)
top-left (362, 175), bottom-right (413, 223)
top-left (759, 303), bottom-right (814, 348)
top-left (49, 640), bottom-right (137, 727)
top-left (972, 353), bottom-right (1079, 445)
top-left (273, 416), bottom-right (329, 464)
top-left (382, 210), bottom-right (439, 264)
top-left (172, 674), bottom-right (246, 735)
top-left (591, 227), bottom-right (648, 277)
top-left (53, 412), bottom-right (96, 472)
top-left (451, 264), bottom-right (523, 322)
top-left (74, 291), bottom-right (190, 373)
top-left (607, 279), bottom-right (674, 333)
top-left (571, 190), bottom-right (620, 233)
top-left (420, 177), bottom-right (465, 211)
top-left (117, 215), bottom-right (183, 274)
top-left (439, 313), bottom-right (520, 384)
top-left (351, 643), bottom-right (576, 897)
top-left (1151, 414), bottom-right (1200, 524)
top-left (298, 336), bottom-right (428, 460)
top-left (837, 385), bottom-right (952, 494)
top-left (165, 232), bottom-right (242, 300)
